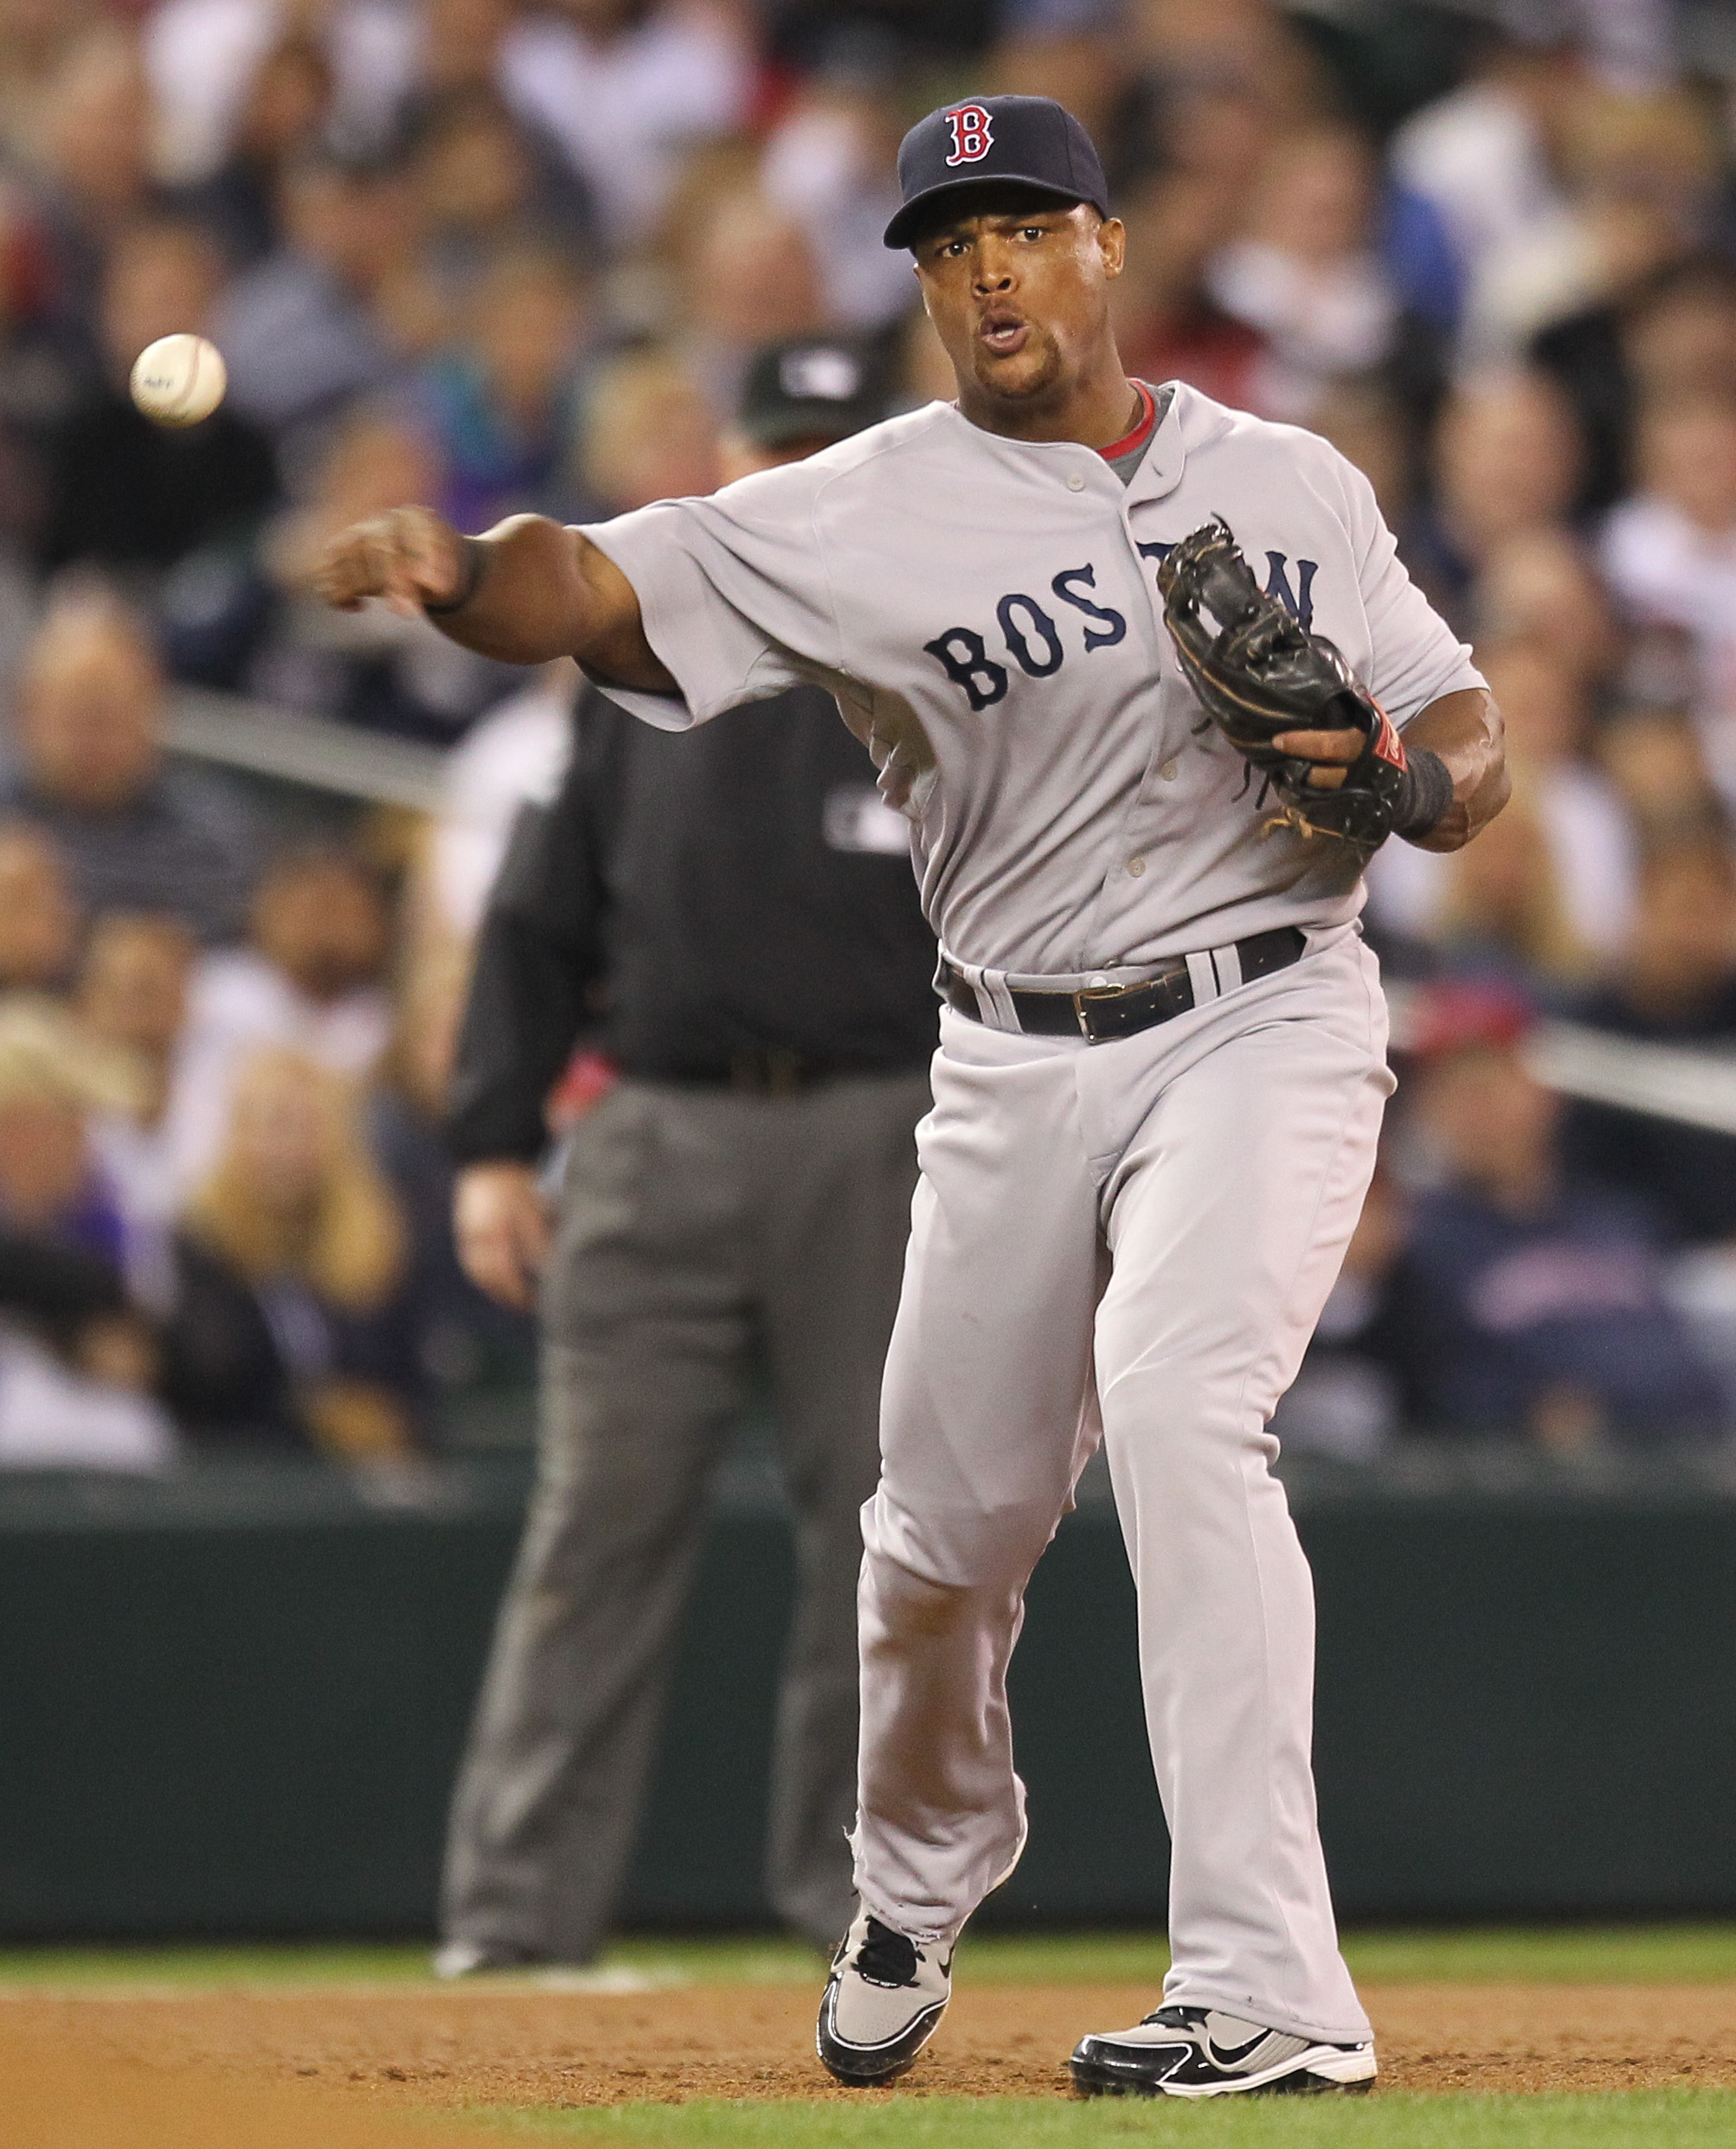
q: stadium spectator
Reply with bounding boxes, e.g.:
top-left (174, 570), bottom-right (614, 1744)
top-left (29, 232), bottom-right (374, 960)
top-left (177, 31), bottom-right (338, 269)
top-left (166, 1045), bottom-right (422, 1457)
top-left (1529, 95), bottom-right (1727, 511)
top-left (33, 216), bottom-right (278, 576)
top-left (0, 820), bottom-right (77, 995)
top-left (1473, 524), bottom-right (1619, 691)
top-left (76, 912), bottom-right (202, 1287)
top-left (3, 589), bottom-right (256, 941)
top-left (1490, 643), bottom-right (1636, 956)
top-left (1462, 83), bottom-right (1715, 370)
top-left (1124, 0), bottom-right (1324, 159)
top-left (19, 26), bottom-right (158, 357)
top-left (1562, 839), bottom-right (1736, 1245)
top-left (212, 148), bottom-right (408, 437)
top-left (143, 0), bottom-right (415, 187)
top-left (1110, 169), bottom-right (1266, 413)
top-left (1387, 24), bottom-right (1572, 306)
top-left (0, 998), bottom-right (174, 1469)
top-left (1420, 785), bottom-right (1599, 995)
top-left (1306, 375), bottom-right (1412, 525)
top-left (409, 0), bottom-right (523, 106)
top-left (1387, 984), bottom-right (1724, 1448)
top-left (1601, 392), bottom-right (1736, 814)
top-left (402, 81), bottom-right (596, 304)
top-left (1206, 123), bottom-right (1399, 424)
top-left (1596, 703), bottom-right (1725, 851)
top-left (665, 168), bottom-right (830, 416)
top-left (176, 842), bottom-right (394, 1184)
top-left (495, 0), bottom-right (753, 249)
top-left (1371, 640), bottom-right (1636, 978)
top-left (575, 347), bottom-right (719, 517)
top-left (1533, 254), bottom-right (1736, 519)
top-left (1407, 369), bottom-right (1585, 627)
top-left (0, 993), bottom-right (132, 1268)
top-left (416, 244), bottom-right (589, 533)
top-left (760, 73), bottom-right (910, 332)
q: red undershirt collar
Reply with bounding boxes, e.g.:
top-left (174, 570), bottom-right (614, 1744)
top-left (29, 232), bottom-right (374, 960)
top-left (1097, 380), bottom-right (1156, 464)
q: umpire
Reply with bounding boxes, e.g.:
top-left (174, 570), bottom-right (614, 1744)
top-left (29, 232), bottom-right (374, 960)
top-left (435, 338), bottom-right (938, 1970)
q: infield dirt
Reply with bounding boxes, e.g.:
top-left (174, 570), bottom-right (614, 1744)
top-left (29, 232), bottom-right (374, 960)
top-left (5, 1978), bottom-right (1735, 2128)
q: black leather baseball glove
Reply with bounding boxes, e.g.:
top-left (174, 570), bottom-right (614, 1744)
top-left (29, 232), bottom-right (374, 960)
top-left (1157, 517), bottom-right (1450, 848)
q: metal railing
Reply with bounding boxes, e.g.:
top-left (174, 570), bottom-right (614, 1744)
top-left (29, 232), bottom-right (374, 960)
top-left (165, 686), bottom-right (447, 812)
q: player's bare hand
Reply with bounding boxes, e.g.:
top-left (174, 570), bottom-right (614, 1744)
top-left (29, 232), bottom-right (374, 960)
top-left (454, 1161), bottom-right (552, 1312)
top-left (1270, 728), bottom-right (1358, 791)
top-left (314, 505), bottom-right (466, 620)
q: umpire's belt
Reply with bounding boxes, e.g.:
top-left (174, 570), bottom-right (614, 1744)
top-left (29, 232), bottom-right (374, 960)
top-left (939, 927), bottom-right (1308, 1044)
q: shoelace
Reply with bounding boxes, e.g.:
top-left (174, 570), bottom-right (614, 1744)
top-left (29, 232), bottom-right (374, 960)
top-left (855, 1917), bottom-right (920, 1987)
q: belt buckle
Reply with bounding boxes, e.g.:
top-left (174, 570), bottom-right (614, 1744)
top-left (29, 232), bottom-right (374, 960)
top-left (1072, 982), bottom-right (1126, 1042)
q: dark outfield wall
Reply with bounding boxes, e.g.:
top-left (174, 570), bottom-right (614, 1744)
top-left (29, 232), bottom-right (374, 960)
top-left (3, 1448), bottom-right (1735, 1937)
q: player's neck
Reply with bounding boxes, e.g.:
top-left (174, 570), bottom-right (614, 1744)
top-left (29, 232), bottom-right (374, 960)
top-left (955, 351), bottom-right (1141, 452)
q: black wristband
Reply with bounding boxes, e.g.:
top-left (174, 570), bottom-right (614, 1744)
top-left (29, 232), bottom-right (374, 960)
top-left (422, 535), bottom-right (487, 616)
top-left (1391, 747), bottom-right (1453, 840)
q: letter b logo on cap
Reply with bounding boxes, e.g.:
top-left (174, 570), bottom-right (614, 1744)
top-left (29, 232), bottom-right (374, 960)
top-left (944, 105), bottom-right (993, 166)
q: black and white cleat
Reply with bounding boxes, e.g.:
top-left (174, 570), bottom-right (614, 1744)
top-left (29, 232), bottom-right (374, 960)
top-left (1070, 2004), bottom-right (1378, 2098)
top-left (816, 1910), bottom-right (953, 2087)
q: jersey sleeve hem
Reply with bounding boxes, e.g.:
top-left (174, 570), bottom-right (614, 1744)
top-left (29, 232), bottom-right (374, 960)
top-left (579, 507), bottom-right (807, 731)
top-left (1391, 652), bottom-right (1487, 729)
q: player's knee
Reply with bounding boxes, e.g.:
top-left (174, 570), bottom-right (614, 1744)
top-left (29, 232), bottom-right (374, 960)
top-left (862, 1491), bottom-right (1058, 1601)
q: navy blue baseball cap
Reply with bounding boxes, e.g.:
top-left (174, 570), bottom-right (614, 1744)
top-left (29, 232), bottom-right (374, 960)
top-left (883, 94), bottom-right (1110, 251)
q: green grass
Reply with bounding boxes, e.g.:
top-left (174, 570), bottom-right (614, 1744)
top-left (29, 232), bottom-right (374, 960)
top-left (460, 2090), bottom-right (1736, 2148)
top-left (4, 1925), bottom-right (1736, 1993)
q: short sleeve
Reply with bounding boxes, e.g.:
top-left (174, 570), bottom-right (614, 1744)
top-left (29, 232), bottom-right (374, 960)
top-left (1336, 453), bottom-right (1483, 724)
top-left (580, 464), bottom-right (843, 731)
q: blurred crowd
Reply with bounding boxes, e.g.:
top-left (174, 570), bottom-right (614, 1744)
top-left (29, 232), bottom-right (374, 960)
top-left (0, 0), bottom-right (1734, 1461)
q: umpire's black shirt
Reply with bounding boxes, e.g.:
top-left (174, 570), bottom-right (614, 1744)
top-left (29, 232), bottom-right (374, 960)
top-left (447, 682), bottom-right (939, 1163)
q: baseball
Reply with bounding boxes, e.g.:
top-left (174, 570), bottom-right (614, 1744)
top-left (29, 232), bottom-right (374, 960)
top-left (129, 334), bottom-right (227, 428)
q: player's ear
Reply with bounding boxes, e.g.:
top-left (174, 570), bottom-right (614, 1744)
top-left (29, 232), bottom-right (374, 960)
top-left (1097, 216), bottom-right (1126, 280)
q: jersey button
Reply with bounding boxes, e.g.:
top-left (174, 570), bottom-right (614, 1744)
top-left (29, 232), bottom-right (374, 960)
top-left (1128, 856), bottom-right (1146, 876)
top-left (1161, 760), bottom-right (1179, 781)
top-left (1066, 472), bottom-right (1086, 491)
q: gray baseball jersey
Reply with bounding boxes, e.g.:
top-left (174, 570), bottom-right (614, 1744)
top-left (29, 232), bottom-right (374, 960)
top-left (581, 381), bottom-right (1482, 984)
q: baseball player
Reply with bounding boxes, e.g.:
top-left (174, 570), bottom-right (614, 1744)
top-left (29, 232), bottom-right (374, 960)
top-left (317, 95), bottom-right (1507, 2099)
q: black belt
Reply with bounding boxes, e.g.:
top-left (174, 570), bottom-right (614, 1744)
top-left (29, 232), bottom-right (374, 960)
top-left (656, 1050), bottom-right (860, 1096)
top-left (940, 927), bottom-right (1308, 1044)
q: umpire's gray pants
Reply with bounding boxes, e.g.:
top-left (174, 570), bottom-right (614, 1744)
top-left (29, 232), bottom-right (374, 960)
top-left (440, 1069), bottom-right (928, 1962)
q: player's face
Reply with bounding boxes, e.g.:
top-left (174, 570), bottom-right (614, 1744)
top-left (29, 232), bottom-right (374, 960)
top-left (913, 195), bottom-right (1124, 413)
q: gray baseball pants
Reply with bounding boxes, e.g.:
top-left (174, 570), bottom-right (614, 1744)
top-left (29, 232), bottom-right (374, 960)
top-left (853, 933), bottom-right (1390, 2044)
top-left (441, 1069), bottom-right (928, 1962)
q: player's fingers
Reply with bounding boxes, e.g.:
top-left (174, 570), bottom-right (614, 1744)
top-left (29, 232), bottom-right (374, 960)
top-left (1304, 767), bottom-right (1349, 790)
top-left (375, 528), bottom-right (439, 619)
top-left (311, 531), bottom-right (381, 610)
top-left (1272, 728), bottom-right (1360, 763)
top-left (390, 506), bottom-right (463, 605)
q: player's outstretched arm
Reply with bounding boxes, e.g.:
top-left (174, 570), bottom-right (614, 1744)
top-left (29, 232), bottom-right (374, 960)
top-left (313, 507), bottom-right (675, 690)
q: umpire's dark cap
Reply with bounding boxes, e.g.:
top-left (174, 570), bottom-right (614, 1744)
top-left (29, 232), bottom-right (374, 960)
top-left (736, 337), bottom-right (891, 447)
top-left (884, 94), bottom-right (1109, 250)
